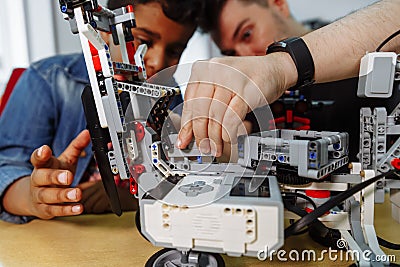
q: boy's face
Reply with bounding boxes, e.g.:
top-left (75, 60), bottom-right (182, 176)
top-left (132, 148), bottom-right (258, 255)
top-left (108, 2), bottom-right (195, 78)
top-left (212, 0), bottom-right (291, 56)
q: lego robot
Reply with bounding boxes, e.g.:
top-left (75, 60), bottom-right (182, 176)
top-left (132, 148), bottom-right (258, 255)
top-left (59, 2), bottom-right (400, 266)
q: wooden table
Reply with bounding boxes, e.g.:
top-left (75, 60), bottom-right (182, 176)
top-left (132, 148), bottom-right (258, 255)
top-left (0, 196), bottom-right (399, 267)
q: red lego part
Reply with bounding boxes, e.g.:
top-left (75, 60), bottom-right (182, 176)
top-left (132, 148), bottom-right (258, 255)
top-left (305, 190), bottom-right (331, 199)
top-left (134, 121), bottom-right (145, 142)
top-left (130, 178), bottom-right (138, 195)
top-left (391, 158), bottom-right (400, 170)
top-left (92, 55), bottom-right (102, 72)
top-left (88, 41), bottom-right (102, 72)
top-left (273, 117), bottom-right (286, 124)
top-left (126, 5), bottom-right (134, 13)
top-left (286, 110), bottom-right (293, 123)
top-left (89, 42), bottom-right (98, 55)
top-left (126, 42), bottom-right (136, 64)
top-left (270, 110), bottom-right (310, 130)
top-left (293, 116), bottom-right (310, 125)
top-left (296, 125), bottom-right (311, 130)
top-left (305, 207), bottom-right (314, 213)
top-left (130, 164), bottom-right (145, 195)
top-left (305, 190), bottom-right (331, 215)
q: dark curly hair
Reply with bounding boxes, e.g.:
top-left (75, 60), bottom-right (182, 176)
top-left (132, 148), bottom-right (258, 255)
top-left (107, 0), bottom-right (202, 26)
top-left (198, 0), bottom-right (268, 33)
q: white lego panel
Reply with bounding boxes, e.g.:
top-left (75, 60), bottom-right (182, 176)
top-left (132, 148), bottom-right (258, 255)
top-left (143, 201), bottom-right (282, 257)
top-left (116, 23), bottom-right (129, 64)
top-left (357, 52), bottom-right (396, 98)
top-left (135, 44), bottom-right (148, 81)
top-left (79, 22), bottom-right (114, 78)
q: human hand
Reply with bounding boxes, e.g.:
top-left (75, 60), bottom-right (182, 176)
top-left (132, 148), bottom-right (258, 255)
top-left (27, 130), bottom-right (92, 219)
top-left (177, 53), bottom-right (297, 157)
top-left (2, 130), bottom-right (91, 219)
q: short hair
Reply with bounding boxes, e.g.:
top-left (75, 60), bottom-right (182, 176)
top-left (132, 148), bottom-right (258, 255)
top-left (107, 0), bottom-right (202, 26)
top-left (198, 0), bottom-right (268, 33)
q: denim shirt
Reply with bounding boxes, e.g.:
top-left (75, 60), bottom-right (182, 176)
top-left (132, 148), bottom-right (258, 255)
top-left (0, 54), bottom-right (92, 223)
top-left (0, 53), bottom-right (183, 223)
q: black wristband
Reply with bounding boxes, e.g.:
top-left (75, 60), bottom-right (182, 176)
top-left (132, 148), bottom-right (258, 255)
top-left (266, 37), bottom-right (315, 90)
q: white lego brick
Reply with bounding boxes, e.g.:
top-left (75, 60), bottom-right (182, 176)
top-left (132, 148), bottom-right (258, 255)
top-left (79, 22), bottom-right (114, 78)
top-left (350, 162), bottom-right (362, 175)
top-left (357, 52), bottom-right (396, 98)
top-left (116, 23), bottom-right (130, 64)
top-left (135, 44), bottom-right (148, 80)
top-left (143, 201), bottom-right (282, 257)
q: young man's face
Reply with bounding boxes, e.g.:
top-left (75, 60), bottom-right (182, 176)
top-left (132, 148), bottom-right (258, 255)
top-left (212, 0), bottom-right (291, 56)
top-left (108, 2), bottom-right (195, 78)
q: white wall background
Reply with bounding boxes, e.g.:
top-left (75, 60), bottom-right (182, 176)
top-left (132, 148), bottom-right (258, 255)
top-left (287, 0), bottom-right (378, 22)
top-left (0, 0), bottom-right (379, 95)
top-left (0, 0), bottom-right (30, 91)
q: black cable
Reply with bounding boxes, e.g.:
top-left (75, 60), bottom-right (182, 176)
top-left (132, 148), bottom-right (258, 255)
top-left (283, 199), bottom-right (342, 248)
top-left (282, 191), bottom-right (317, 210)
top-left (292, 226), bottom-right (308, 236)
top-left (378, 236), bottom-right (400, 250)
top-left (283, 199), bottom-right (309, 236)
top-left (285, 169), bottom-right (399, 238)
top-left (376, 29), bottom-right (400, 52)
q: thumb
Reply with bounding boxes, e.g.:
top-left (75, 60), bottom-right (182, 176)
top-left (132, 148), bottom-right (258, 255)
top-left (177, 120), bottom-right (193, 150)
top-left (58, 130), bottom-right (91, 167)
top-left (31, 145), bottom-right (59, 169)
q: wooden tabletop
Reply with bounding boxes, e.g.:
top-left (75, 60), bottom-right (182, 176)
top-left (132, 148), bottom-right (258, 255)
top-left (0, 195), bottom-right (399, 267)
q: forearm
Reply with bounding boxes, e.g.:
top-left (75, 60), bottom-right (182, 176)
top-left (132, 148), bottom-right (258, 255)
top-left (303, 0), bottom-right (400, 83)
top-left (2, 176), bottom-right (33, 216)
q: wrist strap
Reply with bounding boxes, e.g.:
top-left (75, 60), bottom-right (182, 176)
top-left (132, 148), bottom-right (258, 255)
top-left (266, 37), bottom-right (315, 90)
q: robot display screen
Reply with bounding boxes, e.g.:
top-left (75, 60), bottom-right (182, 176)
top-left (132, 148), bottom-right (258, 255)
top-left (230, 177), bottom-right (271, 198)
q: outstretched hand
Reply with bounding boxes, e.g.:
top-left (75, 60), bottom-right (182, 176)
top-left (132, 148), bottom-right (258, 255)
top-left (2, 130), bottom-right (91, 219)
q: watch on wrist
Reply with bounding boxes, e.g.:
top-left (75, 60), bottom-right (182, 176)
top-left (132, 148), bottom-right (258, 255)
top-left (266, 37), bottom-right (315, 90)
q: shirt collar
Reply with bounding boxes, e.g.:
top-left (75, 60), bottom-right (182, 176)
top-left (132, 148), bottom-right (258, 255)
top-left (65, 53), bottom-right (90, 84)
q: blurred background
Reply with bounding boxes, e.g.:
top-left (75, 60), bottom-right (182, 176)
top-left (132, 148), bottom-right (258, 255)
top-left (0, 0), bottom-right (378, 94)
